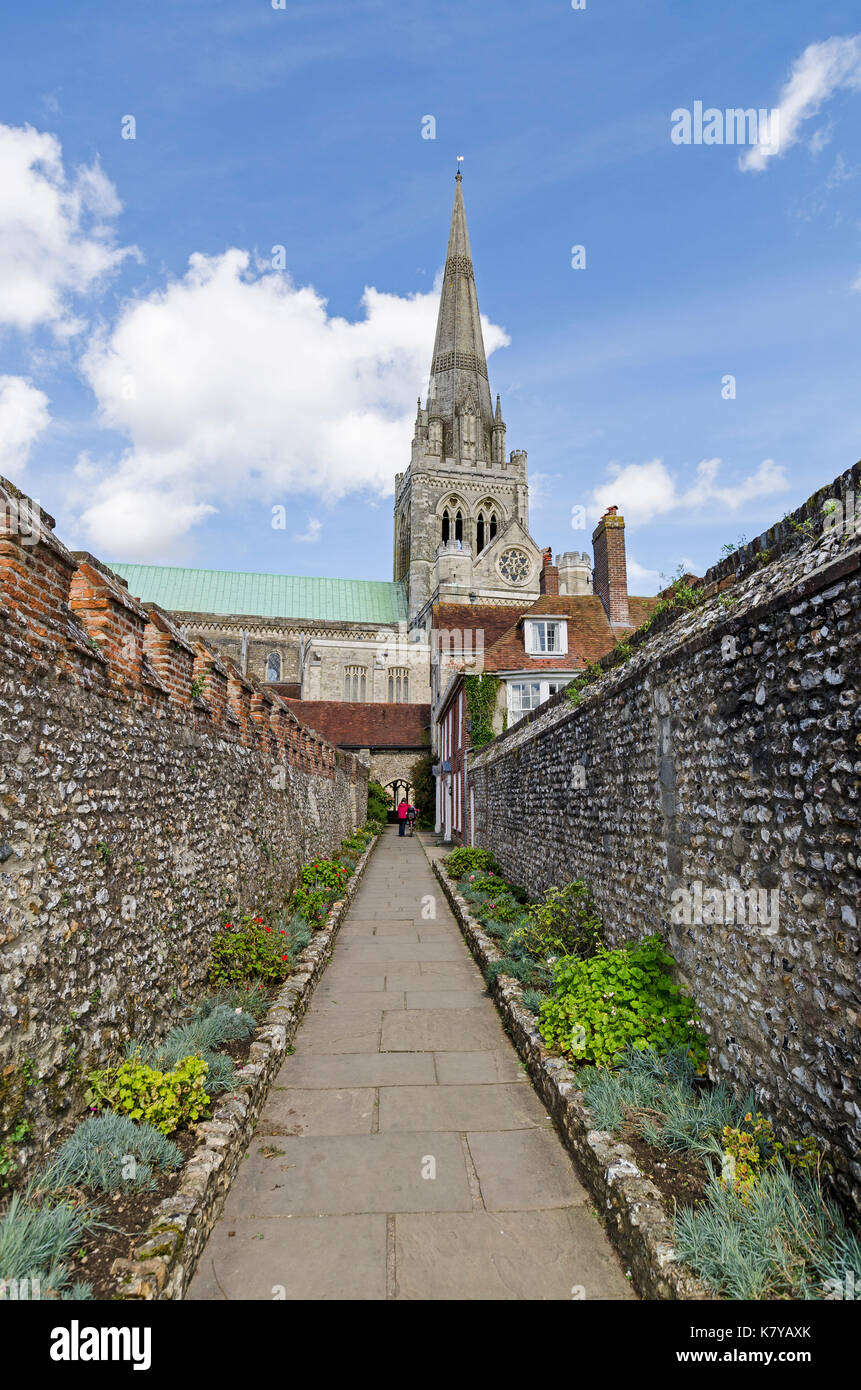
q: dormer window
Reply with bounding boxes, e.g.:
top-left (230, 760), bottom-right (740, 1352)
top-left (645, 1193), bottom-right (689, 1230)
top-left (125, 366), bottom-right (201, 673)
top-left (524, 619), bottom-right (567, 656)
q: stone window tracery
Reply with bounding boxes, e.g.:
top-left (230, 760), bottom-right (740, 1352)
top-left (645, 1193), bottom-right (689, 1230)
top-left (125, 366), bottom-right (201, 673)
top-left (497, 547), bottom-right (531, 585)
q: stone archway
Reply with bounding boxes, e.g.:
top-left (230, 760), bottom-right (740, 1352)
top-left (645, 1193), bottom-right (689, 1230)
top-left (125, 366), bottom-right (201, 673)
top-left (385, 777), bottom-right (414, 820)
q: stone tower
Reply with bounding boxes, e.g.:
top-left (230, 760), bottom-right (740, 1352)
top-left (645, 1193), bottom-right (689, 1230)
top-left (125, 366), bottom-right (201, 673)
top-left (394, 172), bottom-right (541, 625)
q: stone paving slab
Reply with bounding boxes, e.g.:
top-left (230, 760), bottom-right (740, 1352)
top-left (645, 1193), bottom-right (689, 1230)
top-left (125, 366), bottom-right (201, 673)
top-left (467, 1128), bottom-right (588, 1211)
top-left (219, 1132), bottom-right (473, 1217)
top-left (404, 989), bottom-right (489, 1010)
top-left (276, 1050), bottom-right (436, 1088)
top-left (187, 1214), bottom-right (388, 1301)
top-left (433, 1051), bottom-right (529, 1085)
top-left (257, 1087), bottom-right (377, 1136)
top-left (393, 1209), bottom-right (632, 1300)
top-left (378, 1083), bottom-right (546, 1133)
top-left (187, 827), bottom-right (632, 1301)
top-left (381, 1007), bottom-right (508, 1052)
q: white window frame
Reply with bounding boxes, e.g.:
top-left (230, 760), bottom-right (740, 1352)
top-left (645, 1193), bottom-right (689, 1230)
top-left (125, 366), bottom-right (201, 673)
top-left (507, 678), bottom-right (566, 723)
top-left (524, 619), bottom-right (567, 656)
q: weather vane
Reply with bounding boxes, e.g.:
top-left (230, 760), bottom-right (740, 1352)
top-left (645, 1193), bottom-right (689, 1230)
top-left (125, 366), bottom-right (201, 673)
top-left (456, 154), bottom-right (464, 179)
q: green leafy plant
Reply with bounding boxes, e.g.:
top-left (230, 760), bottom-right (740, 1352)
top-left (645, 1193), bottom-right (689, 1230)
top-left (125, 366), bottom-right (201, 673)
top-left (510, 880), bottom-right (604, 963)
top-left (463, 672), bottom-right (500, 749)
top-left (87, 1053), bottom-right (210, 1134)
top-left (0, 1120), bottom-right (31, 1188)
top-left (444, 847), bottom-right (499, 877)
top-left (208, 914), bottom-right (294, 987)
top-left (538, 934), bottom-right (707, 1068)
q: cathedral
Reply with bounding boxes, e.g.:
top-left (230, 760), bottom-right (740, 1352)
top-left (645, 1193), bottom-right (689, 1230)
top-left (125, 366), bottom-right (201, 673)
top-left (112, 173), bottom-right (644, 809)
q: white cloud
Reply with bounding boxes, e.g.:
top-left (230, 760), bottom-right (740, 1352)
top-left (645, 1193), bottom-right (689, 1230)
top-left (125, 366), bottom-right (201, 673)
top-left (0, 375), bottom-right (50, 472)
top-left (852, 268), bottom-right (861, 292)
top-left (588, 456), bottom-right (789, 528)
top-left (77, 248), bottom-right (509, 555)
top-left (0, 122), bottom-right (136, 335)
top-left (626, 556), bottom-right (662, 593)
top-left (740, 35), bottom-right (861, 172)
top-left (295, 516), bottom-right (322, 543)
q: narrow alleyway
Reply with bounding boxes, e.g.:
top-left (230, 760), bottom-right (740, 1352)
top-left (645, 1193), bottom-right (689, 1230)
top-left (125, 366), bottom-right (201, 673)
top-left (187, 828), bottom-right (632, 1300)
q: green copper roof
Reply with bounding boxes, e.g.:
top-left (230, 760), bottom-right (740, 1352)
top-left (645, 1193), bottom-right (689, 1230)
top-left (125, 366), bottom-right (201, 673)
top-left (109, 564), bottom-right (408, 625)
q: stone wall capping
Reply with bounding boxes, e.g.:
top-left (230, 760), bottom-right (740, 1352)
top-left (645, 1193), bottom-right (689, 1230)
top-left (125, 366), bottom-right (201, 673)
top-left (110, 832), bottom-right (380, 1300)
top-left (432, 858), bottom-right (712, 1302)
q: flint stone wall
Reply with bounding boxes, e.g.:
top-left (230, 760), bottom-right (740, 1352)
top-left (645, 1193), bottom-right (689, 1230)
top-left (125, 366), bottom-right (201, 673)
top-left (0, 476), bottom-right (368, 1163)
top-left (470, 463), bottom-right (861, 1207)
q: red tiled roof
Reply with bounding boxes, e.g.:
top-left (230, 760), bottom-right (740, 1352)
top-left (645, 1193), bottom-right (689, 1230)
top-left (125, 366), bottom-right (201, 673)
top-left (432, 603), bottom-right (526, 651)
top-left (480, 593), bottom-right (659, 673)
top-left (284, 699), bottom-right (431, 749)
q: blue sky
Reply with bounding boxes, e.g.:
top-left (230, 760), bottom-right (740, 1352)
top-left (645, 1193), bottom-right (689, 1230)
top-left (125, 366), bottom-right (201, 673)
top-left (1, 0), bottom-right (860, 593)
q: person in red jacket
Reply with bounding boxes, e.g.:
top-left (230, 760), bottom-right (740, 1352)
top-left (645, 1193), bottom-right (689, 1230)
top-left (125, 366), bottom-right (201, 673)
top-left (397, 798), bottom-right (409, 837)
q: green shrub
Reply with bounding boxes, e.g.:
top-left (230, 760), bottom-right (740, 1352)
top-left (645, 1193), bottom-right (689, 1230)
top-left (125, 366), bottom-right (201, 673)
top-left (538, 935), bottom-right (707, 1068)
top-left (367, 780), bottom-right (389, 823)
top-left (208, 915), bottom-right (293, 987)
top-left (298, 859), bottom-right (351, 894)
top-left (445, 847), bottom-right (499, 877)
top-left (476, 895), bottom-right (522, 924)
top-left (87, 1054), bottom-right (210, 1134)
top-left (511, 881), bottom-right (604, 962)
top-left (137, 1004), bottom-right (257, 1097)
top-left (39, 1112), bottom-right (182, 1193)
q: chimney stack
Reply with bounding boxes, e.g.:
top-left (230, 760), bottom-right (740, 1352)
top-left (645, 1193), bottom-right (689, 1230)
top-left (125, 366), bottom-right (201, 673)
top-left (539, 546), bottom-right (559, 596)
top-left (592, 506), bottom-right (629, 626)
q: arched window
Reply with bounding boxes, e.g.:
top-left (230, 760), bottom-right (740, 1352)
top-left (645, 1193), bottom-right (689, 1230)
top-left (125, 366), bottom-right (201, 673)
top-left (266, 652), bottom-right (281, 682)
top-left (455, 510), bottom-right (463, 544)
top-left (344, 666), bottom-right (367, 701)
top-left (441, 509), bottom-right (450, 544)
top-left (388, 667), bottom-right (409, 703)
top-left (489, 512), bottom-right (498, 541)
top-left (476, 513), bottom-right (485, 553)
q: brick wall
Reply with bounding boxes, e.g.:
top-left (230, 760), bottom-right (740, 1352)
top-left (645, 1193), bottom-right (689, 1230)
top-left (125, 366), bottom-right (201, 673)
top-left (0, 476), bottom-right (368, 1162)
top-left (469, 463), bottom-right (861, 1208)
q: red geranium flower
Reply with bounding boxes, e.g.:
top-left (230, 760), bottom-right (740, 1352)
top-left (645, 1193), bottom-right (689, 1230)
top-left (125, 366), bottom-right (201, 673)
top-left (282, 954), bottom-right (288, 960)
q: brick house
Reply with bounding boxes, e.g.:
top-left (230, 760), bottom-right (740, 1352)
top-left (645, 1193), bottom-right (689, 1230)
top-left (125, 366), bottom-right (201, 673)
top-left (432, 523), bottom-right (659, 842)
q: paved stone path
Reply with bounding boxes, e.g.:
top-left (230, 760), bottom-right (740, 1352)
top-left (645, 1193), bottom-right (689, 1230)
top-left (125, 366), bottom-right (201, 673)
top-left (187, 827), bottom-right (632, 1300)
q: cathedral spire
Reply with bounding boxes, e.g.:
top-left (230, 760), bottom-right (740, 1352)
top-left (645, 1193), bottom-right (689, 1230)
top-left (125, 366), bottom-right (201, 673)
top-left (426, 172), bottom-right (494, 446)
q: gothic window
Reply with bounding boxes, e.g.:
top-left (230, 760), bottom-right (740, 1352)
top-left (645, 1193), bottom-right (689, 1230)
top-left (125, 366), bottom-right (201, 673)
top-left (476, 513), bottom-right (485, 553)
top-left (490, 512), bottom-right (497, 540)
top-left (455, 510), bottom-right (463, 544)
top-left (497, 546), bottom-right (531, 585)
top-left (388, 667), bottom-right (409, 702)
top-left (442, 509), bottom-right (450, 544)
top-left (266, 652), bottom-right (281, 682)
top-left (344, 666), bottom-right (367, 701)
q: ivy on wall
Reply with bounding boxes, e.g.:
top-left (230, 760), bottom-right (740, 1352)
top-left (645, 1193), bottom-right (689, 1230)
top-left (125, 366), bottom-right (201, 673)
top-left (464, 673), bottom-right (500, 750)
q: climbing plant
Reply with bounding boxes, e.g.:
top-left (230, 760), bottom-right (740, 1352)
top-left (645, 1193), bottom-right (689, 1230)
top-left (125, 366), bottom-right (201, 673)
top-left (464, 674), bottom-right (500, 750)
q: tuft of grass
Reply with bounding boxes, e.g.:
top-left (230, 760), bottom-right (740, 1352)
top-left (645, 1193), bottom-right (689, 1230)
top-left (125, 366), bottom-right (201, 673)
top-left (675, 1161), bottom-right (861, 1301)
top-left (0, 1189), bottom-right (97, 1298)
top-left (39, 1111), bottom-right (182, 1194)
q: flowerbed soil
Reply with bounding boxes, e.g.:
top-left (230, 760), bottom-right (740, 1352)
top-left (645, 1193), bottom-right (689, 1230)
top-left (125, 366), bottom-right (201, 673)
top-left (66, 1127), bottom-right (199, 1300)
top-left (620, 1122), bottom-right (709, 1211)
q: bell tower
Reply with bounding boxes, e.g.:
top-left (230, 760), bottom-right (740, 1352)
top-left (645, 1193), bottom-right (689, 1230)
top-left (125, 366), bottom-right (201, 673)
top-left (394, 172), bottom-right (541, 624)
